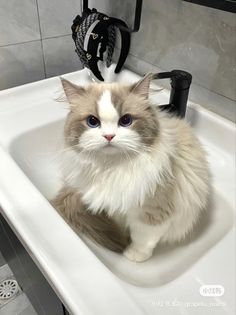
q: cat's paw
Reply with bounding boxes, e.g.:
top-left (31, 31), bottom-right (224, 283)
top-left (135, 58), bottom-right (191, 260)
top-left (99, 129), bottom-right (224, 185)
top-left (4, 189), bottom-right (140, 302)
top-left (123, 245), bottom-right (152, 262)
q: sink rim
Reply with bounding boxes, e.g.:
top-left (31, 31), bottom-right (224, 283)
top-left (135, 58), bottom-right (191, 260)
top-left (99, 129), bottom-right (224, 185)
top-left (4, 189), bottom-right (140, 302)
top-left (7, 117), bottom-right (235, 288)
top-left (0, 68), bottom-right (235, 315)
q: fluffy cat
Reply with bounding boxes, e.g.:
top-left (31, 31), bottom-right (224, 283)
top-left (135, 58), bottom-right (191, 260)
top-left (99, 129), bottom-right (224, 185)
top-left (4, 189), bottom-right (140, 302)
top-left (52, 74), bottom-right (210, 262)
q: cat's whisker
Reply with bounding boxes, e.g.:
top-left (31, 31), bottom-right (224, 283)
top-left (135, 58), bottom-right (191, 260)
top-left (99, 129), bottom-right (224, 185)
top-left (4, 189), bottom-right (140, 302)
top-left (125, 151), bottom-right (139, 168)
top-left (115, 144), bottom-right (141, 155)
top-left (122, 150), bottom-right (134, 169)
top-left (58, 145), bottom-right (79, 153)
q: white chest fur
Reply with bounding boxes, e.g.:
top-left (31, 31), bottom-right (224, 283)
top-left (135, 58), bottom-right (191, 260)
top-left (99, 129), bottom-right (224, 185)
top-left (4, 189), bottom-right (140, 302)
top-left (62, 148), bottom-right (171, 215)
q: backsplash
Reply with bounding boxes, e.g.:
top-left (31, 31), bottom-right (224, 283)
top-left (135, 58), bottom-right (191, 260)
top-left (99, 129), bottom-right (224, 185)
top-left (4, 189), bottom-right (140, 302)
top-left (0, 0), bottom-right (235, 121)
top-left (90, 0), bottom-right (236, 121)
top-left (0, 0), bottom-right (82, 90)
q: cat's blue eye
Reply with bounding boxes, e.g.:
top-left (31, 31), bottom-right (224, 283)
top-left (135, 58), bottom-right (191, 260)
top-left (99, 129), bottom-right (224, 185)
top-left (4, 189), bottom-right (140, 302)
top-left (119, 114), bottom-right (133, 127)
top-left (86, 115), bottom-right (100, 128)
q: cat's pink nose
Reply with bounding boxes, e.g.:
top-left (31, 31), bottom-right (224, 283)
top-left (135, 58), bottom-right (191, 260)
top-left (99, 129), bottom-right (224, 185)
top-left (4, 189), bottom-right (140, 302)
top-left (103, 134), bottom-right (115, 142)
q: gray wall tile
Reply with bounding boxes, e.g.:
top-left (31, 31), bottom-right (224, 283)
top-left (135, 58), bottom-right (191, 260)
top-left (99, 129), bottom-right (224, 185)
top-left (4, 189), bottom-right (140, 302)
top-left (0, 41), bottom-right (45, 90)
top-left (91, 0), bottom-right (236, 101)
top-left (37, 0), bottom-right (81, 38)
top-left (89, 0), bottom-right (114, 15)
top-left (0, 0), bottom-right (40, 46)
top-left (42, 35), bottom-right (82, 78)
top-left (0, 251), bottom-right (5, 267)
top-left (116, 49), bottom-right (236, 122)
top-left (0, 0), bottom-right (234, 120)
top-left (0, 0), bottom-right (83, 90)
top-left (0, 293), bottom-right (31, 315)
top-left (18, 304), bottom-right (37, 315)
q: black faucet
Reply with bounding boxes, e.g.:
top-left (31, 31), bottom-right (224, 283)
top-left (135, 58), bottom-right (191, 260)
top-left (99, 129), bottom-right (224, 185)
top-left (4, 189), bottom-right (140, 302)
top-left (152, 70), bottom-right (192, 118)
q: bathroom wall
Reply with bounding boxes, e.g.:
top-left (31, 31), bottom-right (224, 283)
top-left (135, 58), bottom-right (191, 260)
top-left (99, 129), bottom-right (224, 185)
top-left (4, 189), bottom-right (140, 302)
top-left (0, 0), bottom-right (82, 90)
top-left (0, 1), bottom-right (235, 121)
top-left (89, 0), bottom-right (236, 121)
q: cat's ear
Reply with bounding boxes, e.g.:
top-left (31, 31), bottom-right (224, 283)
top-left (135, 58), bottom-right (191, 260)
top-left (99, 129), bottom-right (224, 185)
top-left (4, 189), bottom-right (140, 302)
top-left (131, 73), bottom-right (153, 99)
top-left (60, 78), bottom-right (86, 106)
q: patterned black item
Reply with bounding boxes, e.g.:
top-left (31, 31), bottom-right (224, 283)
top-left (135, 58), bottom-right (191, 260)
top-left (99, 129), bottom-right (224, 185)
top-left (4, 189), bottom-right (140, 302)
top-left (71, 8), bottom-right (130, 81)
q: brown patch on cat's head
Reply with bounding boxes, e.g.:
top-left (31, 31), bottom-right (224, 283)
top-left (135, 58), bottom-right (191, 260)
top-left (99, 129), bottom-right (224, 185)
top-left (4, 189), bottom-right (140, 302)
top-left (109, 73), bottom-right (159, 147)
top-left (61, 78), bottom-right (102, 147)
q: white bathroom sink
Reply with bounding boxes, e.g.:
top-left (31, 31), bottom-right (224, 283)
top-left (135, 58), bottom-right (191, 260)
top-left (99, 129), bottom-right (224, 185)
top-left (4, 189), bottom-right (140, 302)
top-left (0, 65), bottom-right (235, 315)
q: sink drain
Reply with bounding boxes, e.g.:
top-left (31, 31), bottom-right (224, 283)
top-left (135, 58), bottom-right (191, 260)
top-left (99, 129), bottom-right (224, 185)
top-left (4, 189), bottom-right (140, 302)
top-left (0, 279), bottom-right (19, 300)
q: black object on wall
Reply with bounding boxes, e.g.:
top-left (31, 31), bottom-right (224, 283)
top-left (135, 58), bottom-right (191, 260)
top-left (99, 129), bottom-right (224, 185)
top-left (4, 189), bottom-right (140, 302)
top-left (72, 0), bottom-right (143, 81)
top-left (83, 0), bottom-right (143, 32)
top-left (183, 0), bottom-right (236, 13)
top-left (153, 70), bottom-right (192, 119)
top-left (72, 9), bottom-right (131, 81)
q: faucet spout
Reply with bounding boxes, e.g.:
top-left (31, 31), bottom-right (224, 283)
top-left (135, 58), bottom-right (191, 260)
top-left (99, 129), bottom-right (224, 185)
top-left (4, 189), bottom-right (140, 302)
top-left (153, 70), bottom-right (192, 118)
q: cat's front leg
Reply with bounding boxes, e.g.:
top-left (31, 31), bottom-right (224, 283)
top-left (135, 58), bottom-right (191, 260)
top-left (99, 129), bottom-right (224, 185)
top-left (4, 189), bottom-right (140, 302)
top-left (124, 212), bottom-right (171, 262)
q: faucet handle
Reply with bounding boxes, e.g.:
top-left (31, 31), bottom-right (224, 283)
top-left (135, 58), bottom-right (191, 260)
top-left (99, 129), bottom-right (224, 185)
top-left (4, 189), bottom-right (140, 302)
top-left (169, 70), bottom-right (192, 90)
top-left (152, 70), bottom-right (192, 118)
top-left (153, 70), bottom-right (192, 90)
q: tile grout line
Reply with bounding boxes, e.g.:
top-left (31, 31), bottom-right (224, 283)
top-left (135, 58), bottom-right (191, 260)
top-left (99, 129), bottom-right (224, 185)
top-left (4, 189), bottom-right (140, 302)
top-left (35, 0), bottom-right (47, 78)
top-left (0, 34), bottom-right (72, 49)
top-left (0, 39), bottom-right (40, 48)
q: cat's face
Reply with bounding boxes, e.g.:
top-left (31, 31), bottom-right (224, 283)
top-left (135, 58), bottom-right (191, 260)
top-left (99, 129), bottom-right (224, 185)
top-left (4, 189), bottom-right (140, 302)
top-left (61, 75), bottom-right (159, 156)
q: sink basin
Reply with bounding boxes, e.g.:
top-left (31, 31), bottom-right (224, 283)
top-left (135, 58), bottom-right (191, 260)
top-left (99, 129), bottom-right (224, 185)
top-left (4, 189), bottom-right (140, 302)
top-left (0, 66), bottom-right (235, 314)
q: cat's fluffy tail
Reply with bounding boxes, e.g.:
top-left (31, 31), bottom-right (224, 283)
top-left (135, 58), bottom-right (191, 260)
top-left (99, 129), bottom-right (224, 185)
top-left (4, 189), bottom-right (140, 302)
top-left (51, 187), bottom-right (129, 253)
